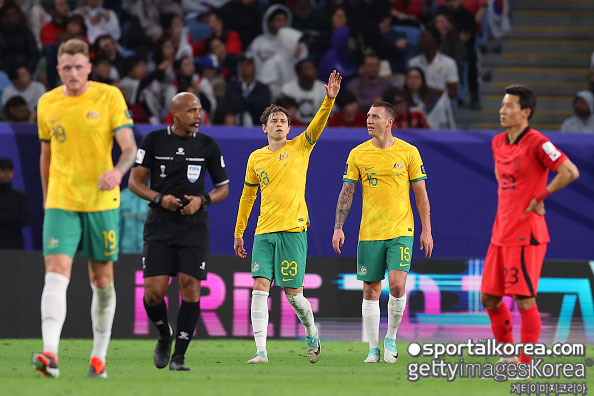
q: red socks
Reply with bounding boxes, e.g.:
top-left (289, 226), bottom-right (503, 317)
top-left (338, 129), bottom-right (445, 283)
top-left (519, 305), bottom-right (541, 364)
top-left (486, 303), bottom-right (514, 344)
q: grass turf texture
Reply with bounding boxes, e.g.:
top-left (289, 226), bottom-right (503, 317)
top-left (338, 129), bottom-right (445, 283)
top-left (1, 339), bottom-right (592, 396)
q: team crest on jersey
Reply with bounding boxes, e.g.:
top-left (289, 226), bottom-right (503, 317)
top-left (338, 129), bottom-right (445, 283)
top-left (187, 165), bottom-right (201, 183)
top-left (86, 111), bottom-right (99, 119)
top-left (279, 152), bottom-right (289, 161)
top-left (358, 266), bottom-right (367, 275)
top-left (252, 262), bottom-right (259, 271)
top-left (48, 237), bottom-right (59, 249)
top-left (393, 163), bottom-right (404, 168)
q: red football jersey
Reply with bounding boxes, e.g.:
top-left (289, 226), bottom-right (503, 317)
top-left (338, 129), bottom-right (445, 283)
top-left (490, 128), bottom-right (568, 246)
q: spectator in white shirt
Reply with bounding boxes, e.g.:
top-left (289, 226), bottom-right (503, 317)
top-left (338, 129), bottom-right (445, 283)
top-left (75, 0), bottom-right (121, 43)
top-left (408, 28), bottom-right (458, 99)
top-left (560, 91), bottom-right (594, 134)
top-left (279, 58), bottom-right (326, 123)
top-left (1, 65), bottom-right (46, 111)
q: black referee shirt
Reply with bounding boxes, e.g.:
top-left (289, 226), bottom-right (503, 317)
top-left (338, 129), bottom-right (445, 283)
top-left (134, 125), bottom-right (229, 245)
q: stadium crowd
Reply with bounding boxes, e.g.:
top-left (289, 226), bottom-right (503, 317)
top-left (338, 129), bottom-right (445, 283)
top-left (0, 0), bottom-right (592, 133)
top-left (0, 0), bottom-right (496, 130)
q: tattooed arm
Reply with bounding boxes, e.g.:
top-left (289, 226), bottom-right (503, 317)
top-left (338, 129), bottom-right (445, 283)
top-left (332, 181), bottom-right (356, 254)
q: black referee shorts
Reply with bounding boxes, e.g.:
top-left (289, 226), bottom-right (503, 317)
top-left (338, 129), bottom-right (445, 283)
top-left (142, 241), bottom-right (208, 281)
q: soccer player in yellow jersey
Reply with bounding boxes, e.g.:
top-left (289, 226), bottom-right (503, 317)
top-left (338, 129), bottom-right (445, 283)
top-left (332, 101), bottom-right (433, 364)
top-left (233, 71), bottom-right (342, 364)
top-left (33, 39), bottom-right (137, 378)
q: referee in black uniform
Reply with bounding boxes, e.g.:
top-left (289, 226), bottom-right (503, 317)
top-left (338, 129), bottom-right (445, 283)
top-left (129, 92), bottom-right (229, 371)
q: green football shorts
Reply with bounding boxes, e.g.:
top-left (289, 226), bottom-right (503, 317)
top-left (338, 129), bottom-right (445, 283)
top-left (356, 236), bottom-right (414, 281)
top-left (43, 208), bottom-right (120, 261)
top-left (251, 231), bottom-right (307, 289)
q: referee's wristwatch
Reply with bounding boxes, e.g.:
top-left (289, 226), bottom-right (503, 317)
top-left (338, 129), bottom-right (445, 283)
top-left (200, 194), bottom-right (211, 208)
top-left (152, 193), bottom-right (163, 206)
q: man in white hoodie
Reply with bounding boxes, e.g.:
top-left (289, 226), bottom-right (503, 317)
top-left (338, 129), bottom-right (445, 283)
top-left (258, 27), bottom-right (308, 100)
top-left (246, 4), bottom-right (292, 78)
top-left (560, 90), bottom-right (594, 134)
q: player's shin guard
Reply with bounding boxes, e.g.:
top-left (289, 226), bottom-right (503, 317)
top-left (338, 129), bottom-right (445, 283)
top-left (172, 301), bottom-right (200, 359)
top-left (143, 299), bottom-right (171, 339)
top-left (251, 290), bottom-right (269, 354)
top-left (519, 305), bottom-right (541, 364)
top-left (386, 294), bottom-right (406, 339)
top-left (362, 299), bottom-right (380, 349)
top-left (90, 282), bottom-right (116, 362)
top-left (41, 272), bottom-right (70, 355)
top-left (486, 303), bottom-right (514, 345)
top-left (286, 293), bottom-right (316, 337)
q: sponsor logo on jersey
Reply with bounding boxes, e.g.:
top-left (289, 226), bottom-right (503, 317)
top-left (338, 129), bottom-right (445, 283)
top-left (142, 257), bottom-right (146, 270)
top-left (541, 141), bottom-right (561, 161)
top-left (220, 156), bottom-right (226, 168)
top-left (136, 149), bottom-right (146, 164)
top-left (199, 262), bottom-right (206, 270)
top-left (176, 147), bottom-right (185, 155)
top-left (187, 165), bottom-right (201, 183)
top-left (86, 111), bottom-right (99, 119)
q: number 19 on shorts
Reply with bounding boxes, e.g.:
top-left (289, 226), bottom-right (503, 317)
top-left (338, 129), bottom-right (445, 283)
top-left (102, 230), bottom-right (117, 255)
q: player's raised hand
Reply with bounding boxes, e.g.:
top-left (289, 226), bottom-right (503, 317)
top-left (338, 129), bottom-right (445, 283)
top-left (234, 237), bottom-right (247, 258)
top-left (332, 228), bottom-right (345, 255)
top-left (325, 70), bottom-right (342, 99)
top-left (524, 198), bottom-right (546, 216)
top-left (180, 195), bottom-right (202, 215)
top-left (420, 229), bottom-right (433, 258)
top-left (97, 168), bottom-right (123, 191)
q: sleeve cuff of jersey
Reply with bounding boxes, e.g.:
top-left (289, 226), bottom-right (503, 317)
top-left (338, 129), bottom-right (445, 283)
top-left (305, 132), bottom-right (314, 145)
top-left (113, 123), bottom-right (134, 133)
top-left (244, 181), bottom-right (259, 187)
top-left (342, 178), bottom-right (358, 184)
top-left (410, 176), bottom-right (427, 183)
top-left (39, 138), bottom-right (50, 142)
top-left (215, 179), bottom-right (230, 187)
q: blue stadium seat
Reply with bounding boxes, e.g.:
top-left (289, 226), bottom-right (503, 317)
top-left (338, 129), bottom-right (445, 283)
top-left (187, 21), bottom-right (212, 43)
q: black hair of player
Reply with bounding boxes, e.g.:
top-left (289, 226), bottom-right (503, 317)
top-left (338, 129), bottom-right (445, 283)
top-left (505, 85), bottom-right (537, 120)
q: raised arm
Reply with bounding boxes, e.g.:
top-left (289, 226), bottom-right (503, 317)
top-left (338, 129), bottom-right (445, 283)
top-left (411, 180), bottom-right (433, 258)
top-left (305, 70), bottom-right (342, 144)
top-left (332, 181), bottom-right (356, 255)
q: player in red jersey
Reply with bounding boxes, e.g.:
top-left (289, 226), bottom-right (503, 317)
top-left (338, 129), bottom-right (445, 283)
top-left (480, 85), bottom-right (579, 365)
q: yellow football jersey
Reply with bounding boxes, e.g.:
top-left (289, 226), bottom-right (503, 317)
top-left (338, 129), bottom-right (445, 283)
top-left (235, 97), bottom-right (334, 237)
top-left (343, 138), bottom-right (426, 241)
top-left (37, 81), bottom-right (134, 212)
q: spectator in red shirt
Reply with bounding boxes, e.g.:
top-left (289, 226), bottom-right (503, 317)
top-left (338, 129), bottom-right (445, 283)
top-left (328, 89), bottom-right (366, 127)
top-left (384, 87), bottom-right (431, 129)
top-left (40, 0), bottom-right (70, 47)
top-left (192, 9), bottom-right (242, 57)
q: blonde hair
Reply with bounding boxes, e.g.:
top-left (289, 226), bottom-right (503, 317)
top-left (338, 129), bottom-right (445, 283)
top-left (57, 39), bottom-right (89, 59)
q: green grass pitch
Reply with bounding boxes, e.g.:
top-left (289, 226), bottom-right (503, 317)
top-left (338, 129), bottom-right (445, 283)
top-left (1, 339), bottom-right (592, 396)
